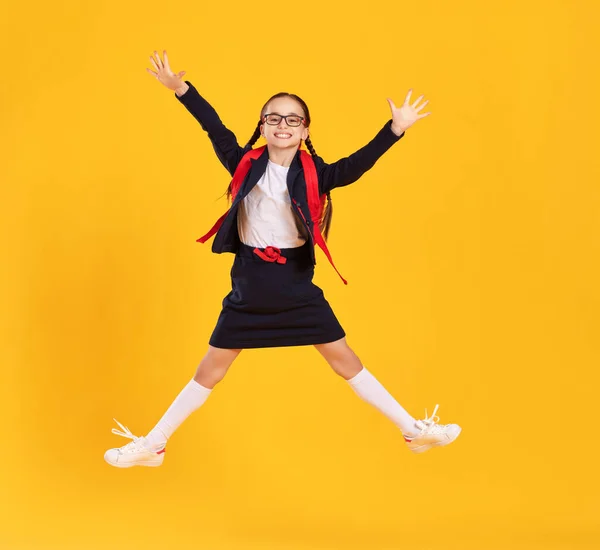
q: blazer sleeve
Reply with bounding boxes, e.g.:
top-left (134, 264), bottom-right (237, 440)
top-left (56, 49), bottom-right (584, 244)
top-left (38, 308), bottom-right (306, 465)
top-left (315, 120), bottom-right (405, 195)
top-left (174, 81), bottom-right (247, 176)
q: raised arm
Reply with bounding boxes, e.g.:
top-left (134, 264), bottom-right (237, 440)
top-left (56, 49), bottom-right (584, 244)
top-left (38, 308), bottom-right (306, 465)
top-left (174, 82), bottom-right (246, 176)
top-left (316, 89), bottom-right (431, 195)
top-left (146, 50), bottom-right (245, 176)
top-left (316, 121), bottom-right (404, 195)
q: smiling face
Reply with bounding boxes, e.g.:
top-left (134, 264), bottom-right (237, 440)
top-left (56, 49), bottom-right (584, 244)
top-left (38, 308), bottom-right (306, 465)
top-left (260, 96), bottom-right (309, 151)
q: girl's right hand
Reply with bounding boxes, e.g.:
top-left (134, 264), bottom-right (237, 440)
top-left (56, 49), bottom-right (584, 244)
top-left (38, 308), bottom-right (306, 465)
top-left (146, 50), bottom-right (188, 93)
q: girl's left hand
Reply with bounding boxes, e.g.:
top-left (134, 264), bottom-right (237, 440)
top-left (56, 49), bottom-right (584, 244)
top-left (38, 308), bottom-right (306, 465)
top-left (387, 90), bottom-right (431, 135)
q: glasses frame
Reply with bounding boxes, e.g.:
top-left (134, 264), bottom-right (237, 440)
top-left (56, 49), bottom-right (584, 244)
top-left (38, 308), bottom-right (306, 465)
top-left (262, 113), bottom-right (306, 127)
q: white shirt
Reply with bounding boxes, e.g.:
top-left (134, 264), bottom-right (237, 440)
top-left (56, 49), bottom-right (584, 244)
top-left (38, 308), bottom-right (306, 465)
top-left (237, 159), bottom-right (308, 248)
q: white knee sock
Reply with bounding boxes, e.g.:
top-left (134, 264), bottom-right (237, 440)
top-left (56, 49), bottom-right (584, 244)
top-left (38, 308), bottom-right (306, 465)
top-left (144, 379), bottom-right (212, 450)
top-left (347, 367), bottom-right (419, 438)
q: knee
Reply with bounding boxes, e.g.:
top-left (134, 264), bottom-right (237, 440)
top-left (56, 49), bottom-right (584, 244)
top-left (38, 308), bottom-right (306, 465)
top-left (316, 340), bottom-right (362, 379)
top-left (316, 339), bottom-right (355, 364)
top-left (194, 348), bottom-right (241, 386)
top-left (193, 361), bottom-right (229, 387)
top-left (329, 356), bottom-right (362, 380)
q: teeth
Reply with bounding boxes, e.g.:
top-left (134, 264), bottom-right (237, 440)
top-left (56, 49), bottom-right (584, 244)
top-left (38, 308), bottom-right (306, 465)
top-left (275, 133), bottom-right (291, 138)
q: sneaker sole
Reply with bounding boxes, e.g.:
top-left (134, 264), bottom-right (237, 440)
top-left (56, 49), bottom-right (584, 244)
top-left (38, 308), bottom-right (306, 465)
top-left (104, 458), bottom-right (164, 468)
top-left (409, 427), bottom-right (462, 454)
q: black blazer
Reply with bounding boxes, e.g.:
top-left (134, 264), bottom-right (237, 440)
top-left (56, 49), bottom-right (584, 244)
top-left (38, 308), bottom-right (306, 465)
top-left (175, 81), bottom-right (405, 264)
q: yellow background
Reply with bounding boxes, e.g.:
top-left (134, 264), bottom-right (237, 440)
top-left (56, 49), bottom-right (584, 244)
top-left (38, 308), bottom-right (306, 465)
top-left (1, 0), bottom-right (598, 548)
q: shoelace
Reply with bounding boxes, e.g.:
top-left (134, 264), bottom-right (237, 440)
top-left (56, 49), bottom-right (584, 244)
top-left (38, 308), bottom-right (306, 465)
top-left (415, 404), bottom-right (449, 435)
top-left (111, 419), bottom-right (145, 452)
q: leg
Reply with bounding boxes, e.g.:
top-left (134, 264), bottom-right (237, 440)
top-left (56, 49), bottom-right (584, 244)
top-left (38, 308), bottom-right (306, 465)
top-left (144, 345), bottom-right (242, 448)
top-left (105, 346), bottom-right (242, 467)
top-left (194, 345), bottom-right (242, 388)
top-left (314, 337), bottom-right (419, 437)
top-left (314, 337), bottom-right (364, 380)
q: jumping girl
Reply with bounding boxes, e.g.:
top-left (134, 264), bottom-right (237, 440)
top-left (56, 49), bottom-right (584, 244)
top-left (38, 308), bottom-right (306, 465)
top-left (104, 50), bottom-right (461, 468)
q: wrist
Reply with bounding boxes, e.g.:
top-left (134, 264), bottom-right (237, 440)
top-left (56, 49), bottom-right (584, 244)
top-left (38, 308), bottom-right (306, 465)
top-left (391, 123), bottom-right (405, 137)
top-left (175, 82), bottom-right (190, 97)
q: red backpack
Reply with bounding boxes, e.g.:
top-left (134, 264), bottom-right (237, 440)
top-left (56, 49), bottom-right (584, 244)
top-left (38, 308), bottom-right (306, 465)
top-left (197, 145), bottom-right (347, 284)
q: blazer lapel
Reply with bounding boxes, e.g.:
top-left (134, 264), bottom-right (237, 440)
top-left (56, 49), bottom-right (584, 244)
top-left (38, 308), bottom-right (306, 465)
top-left (233, 147), bottom-right (269, 204)
top-left (233, 147), bottom-right (303, 204)
top-left (286, 150), bottom-right (303, 198)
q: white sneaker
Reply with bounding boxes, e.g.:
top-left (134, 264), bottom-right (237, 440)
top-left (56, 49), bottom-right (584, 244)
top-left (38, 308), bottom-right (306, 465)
top-left (404, 405), bottom-right (461, 454)
top-left (104, 419), bottom-right (165, 468)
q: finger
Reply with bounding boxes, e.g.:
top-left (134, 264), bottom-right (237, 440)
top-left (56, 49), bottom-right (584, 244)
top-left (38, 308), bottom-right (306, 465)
top-left (153, 51), bottom-right (164, 69)
top-left (415, 99), bottom-right (429, 112)
top-left (149, 56), bottom-right (159, 72)
top-left (404, 89), bottom-right (413, 106)
top-left (386, 97), bottom-right (397, 111)
top-left (418, 112), bottom-right (431, 119)
top-left (411, 94), bottom-right (424, 108)
top-left (146, 68), bottom-right (158, 77)
top-left (163, 50), bottom-right (171, 70)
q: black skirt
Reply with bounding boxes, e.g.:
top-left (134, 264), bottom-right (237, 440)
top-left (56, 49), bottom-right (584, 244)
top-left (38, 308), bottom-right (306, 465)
top-left (209, 241), bottom-right (345, 349)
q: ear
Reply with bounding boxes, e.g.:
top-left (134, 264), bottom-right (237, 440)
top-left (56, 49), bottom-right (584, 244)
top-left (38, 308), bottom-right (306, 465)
top-left (302, 126), bottom-right (309, 141)
top-left (260, 123), bottom-right (264, 137)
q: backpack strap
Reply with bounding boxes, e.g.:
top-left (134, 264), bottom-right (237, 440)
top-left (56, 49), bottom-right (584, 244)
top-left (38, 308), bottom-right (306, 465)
top-left (230, 146), bottom-right (266, 201)
top-left (196, 146), bottom-right (266, 244)
top-left (300, 150), bottom-right (347, 285)
top-left (197, 147), bottom-right (348, 285)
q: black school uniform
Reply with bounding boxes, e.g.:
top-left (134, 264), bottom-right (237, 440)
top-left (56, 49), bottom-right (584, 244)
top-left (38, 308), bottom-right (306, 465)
top-left (175, 82), bottom-right (405, 349)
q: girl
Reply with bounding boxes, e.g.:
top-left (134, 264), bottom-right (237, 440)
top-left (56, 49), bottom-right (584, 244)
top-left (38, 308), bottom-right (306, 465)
top-left (104, 50), bottom-right (461, 468)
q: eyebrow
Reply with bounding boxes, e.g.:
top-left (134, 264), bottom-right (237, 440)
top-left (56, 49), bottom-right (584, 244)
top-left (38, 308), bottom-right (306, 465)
top-left (268, 111), bottom-right (302, 116)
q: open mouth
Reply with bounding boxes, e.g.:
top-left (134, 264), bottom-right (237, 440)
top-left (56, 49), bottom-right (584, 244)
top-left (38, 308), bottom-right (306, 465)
top-left (274, 133), bottom-right (292, 139)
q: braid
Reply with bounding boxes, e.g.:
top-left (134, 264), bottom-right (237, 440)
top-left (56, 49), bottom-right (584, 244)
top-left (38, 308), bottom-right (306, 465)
top-left (226, 120), bottom-right (262, 201)
top-left (322, 192), bottom-right (333, 241)
top-left (245, 120), bottom-right (262, 149)
top-left (305, 136), bottom-right (333, 241)
top-left (304, 136), bottom-right (317, 157)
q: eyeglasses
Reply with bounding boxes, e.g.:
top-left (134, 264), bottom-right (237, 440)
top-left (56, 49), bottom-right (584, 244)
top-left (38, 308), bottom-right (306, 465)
top-left (262, 113), bottom-right (306, 127)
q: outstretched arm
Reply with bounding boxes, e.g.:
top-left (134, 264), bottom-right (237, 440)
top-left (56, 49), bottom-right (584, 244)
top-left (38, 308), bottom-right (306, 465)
top-left (317, 89), bottom-right (431, 194)
top-left (174, 82), bottom-right (246, 176)
top-left (146, 50), bottom-right (245, 176)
